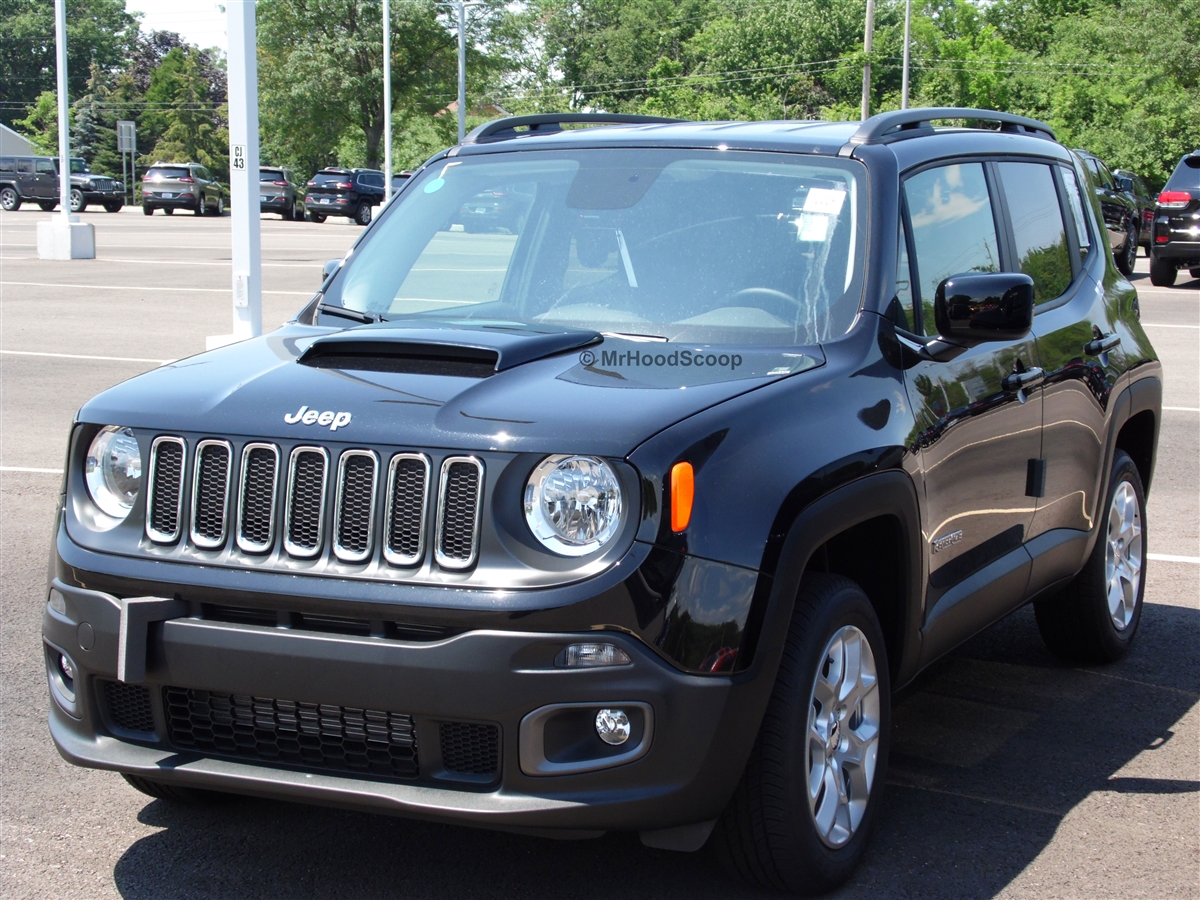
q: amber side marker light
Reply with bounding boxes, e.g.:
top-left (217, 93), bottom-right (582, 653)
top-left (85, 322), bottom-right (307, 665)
top-left (670, 461), bottom-right (694, 532)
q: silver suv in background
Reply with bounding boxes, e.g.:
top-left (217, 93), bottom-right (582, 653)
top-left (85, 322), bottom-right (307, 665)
top-left (260, 167), bottom-right (306, 220)
top-left (142, 163), bottom-right (224, 216)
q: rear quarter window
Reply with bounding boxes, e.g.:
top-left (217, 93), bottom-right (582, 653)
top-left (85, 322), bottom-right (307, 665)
top-left (1164, 155), bottom-right (1200, 191)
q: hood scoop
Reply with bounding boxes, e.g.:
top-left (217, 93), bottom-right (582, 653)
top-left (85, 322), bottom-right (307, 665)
top-left (298, 323), bottom-right (602, 377)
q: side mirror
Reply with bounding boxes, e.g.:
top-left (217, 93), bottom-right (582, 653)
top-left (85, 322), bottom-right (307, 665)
top-left (934, 272), bottom-right (1034, 347)
top-left (1115, 176), bottom-right (1133, 192)
top-left (322, 258), bottom-right (341, 284)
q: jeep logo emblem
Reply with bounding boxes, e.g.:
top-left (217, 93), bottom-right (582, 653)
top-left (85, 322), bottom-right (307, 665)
top-left (284, 405), bottom-right (352, 431)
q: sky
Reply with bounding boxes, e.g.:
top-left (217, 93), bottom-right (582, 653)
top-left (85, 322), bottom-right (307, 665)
top-left (125, 0), bottom-right (228, 54)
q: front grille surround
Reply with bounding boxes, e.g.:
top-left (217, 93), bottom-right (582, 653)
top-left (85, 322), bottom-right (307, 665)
top-left (236, 442), bottom-right (280, 553)
top-left (145, 436), bottom-right (187, 544)
top-left (434, 456), bottom-right (484, 570)
top-left (333, 449), bottom-right (379, 563)
top-left (383, 452), bottom-right (430, 567)
top-left (284, 445), bottom-right (330, 559)
top-left (190, 439), bottom-right (232, 548)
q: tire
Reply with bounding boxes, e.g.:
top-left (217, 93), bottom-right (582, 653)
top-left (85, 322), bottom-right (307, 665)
top-left (142, 204), bottom-right (154, 216)
top-left (104, 201), bottom-right (122, 213)
top-left (70, 187), bottom-right (85, 213)
top-left (212, 195), bottom-right (224, 216)
top-left (122, 773), bottom-right (225, 804)
top-left (310, 212), bottom-right (326, 223)
top-left (293, 200), bottom-right (305, 221)
top-left (1149, 256), bottom-right (1177, 287)
top-left (711, 573), bottom-right (890, 895)
top-left (1035, 449), bottom-right (1146, 664)
top-left (1189, 268), bottom-right (1200, 279)
top-left (354, 201), bottom-right (372, 226)
top-left (38, 200), bottom-right (58, 211)
top-left (0, 186), bottom-right (20, 211)
top-left (164, 207), bottom-right (174, 216)
top-left (195, 194), bottom-right (207, 216)
top-left (1115, 224), bottom-right (1137, 276)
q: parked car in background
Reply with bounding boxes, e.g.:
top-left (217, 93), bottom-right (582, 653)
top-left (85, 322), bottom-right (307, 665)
top-left (305, 168), bottom-right (384, 225)
top-left (0, 155), bottom-right (65, 211)
top-left (142, 163), bottom-right (224, 216)
top-left (1149, 148), bottom-right (1200, 286)
top-left (260, 167), bottom-right (306, 220)
top-left (1074, 149), bottom-right (1139, 276)
top-left (390, 171), bottom-right (412, 197)
top-left (1113, 169), bottom-right (1155, 253)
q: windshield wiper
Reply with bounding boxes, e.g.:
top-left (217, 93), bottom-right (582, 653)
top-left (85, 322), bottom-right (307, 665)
top-left (317, 303), bottom-right (386, 325)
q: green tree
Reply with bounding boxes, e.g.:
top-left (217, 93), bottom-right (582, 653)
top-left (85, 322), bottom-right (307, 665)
top-left (141, 47), bottom-right (230, 181)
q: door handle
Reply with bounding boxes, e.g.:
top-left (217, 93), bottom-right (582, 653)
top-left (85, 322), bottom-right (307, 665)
top-left (1084, 332), bottom-right (1120, 355)
top-left (1002, 367), bottom-right (1045, 392)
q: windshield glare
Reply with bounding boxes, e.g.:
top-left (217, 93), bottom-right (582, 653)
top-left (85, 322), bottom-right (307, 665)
top-left (329, 148), bottom-right (866, 346)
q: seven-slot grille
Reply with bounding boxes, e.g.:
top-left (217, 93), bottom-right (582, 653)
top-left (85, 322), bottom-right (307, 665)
top-left (149, 436), bottom-right (477, 568)
top-left (145, 436), bottom-right (186, 542)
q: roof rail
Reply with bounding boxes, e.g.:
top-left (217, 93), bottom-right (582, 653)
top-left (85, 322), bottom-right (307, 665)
top-left (839, 107), bottom-right (1055, 155)
top-left (462, 113), bottom-right (684, 145)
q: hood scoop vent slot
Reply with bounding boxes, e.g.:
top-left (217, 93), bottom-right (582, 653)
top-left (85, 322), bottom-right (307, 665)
top-left (300, 340), bottom-right (499, 378)
top-left (297, 324), bottom-right (602, 377)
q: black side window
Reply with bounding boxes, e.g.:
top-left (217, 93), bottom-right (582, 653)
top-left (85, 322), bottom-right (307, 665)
top-left (997, 162), bottom-right (1073, 304)
top-left (0, 158), bottom-right (13, 172)
top-left (1061, 166), bottom-right (1092, 266)
top-left (36, 159), bottom-right (55, 174)
top-left (894, 218), bottom-right (915, 332)
top-left (16, 159), bottom-right (33, 174)
top-left (903, 162), bottom-right (1002, 335)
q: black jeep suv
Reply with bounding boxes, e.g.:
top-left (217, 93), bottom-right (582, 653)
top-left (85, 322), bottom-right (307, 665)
top-left (44, 110), bottom-right (1160, 895)
top-left (1149, 149), bottom-right (1200, 286)
top-left (305, 167), bottom-right (385, 225)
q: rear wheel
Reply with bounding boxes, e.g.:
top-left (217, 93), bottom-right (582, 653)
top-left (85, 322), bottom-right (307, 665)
top-left (354, 201), bottom-right (372, 226)
top-left (711, 573), bottom-right (890, 895)
top-left (1035, 449), bottom-right (1146, 664)
top-left (0, 186), bottom-right (20, 211)
top-left (70, 187), bottom-right (86, 213)
top-left (1116, 224), bottom-right (1137, 276)
top-left (310, 212), bottom-right (326, 223)
top-left (164, 207), bottom-right (174, 216)
top-left (1149, 256), bottom-right (1177, 286)
top-left (122, 773), bottom-right (225, 804)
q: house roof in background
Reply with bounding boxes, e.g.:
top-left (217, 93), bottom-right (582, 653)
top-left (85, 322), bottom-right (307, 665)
top-left (0, 124), bottom-right (36, 157)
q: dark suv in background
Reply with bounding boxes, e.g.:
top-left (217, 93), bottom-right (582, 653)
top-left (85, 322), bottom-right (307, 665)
top-left (56, 157), bottom-right (125, 213)
top-left (1074, 149), bottom-right (1139, 276)
top-left (1113, 169), bottom-right (1155, 254)
top-left (259, 167), bottom-right (307, 220)
top-left (305, 168), bottom-right (384, 225)
top-left (1149, 149), bottom-right (1200, 286)
top-left (142, 162), bottom-right (224, 216)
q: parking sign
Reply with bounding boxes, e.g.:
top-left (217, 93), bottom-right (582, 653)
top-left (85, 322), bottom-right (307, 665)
top-left (117, 121), bottom-right (136, 153)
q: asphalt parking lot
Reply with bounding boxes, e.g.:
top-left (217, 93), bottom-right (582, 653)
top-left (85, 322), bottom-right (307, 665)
top-left (1, 204), bottom-right (1197, 899)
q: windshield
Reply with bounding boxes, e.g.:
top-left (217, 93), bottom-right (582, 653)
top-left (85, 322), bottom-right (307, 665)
top-left (54, 158), bottom-right (89, 174)
top-left (325, 148), bottom-right (866, 346)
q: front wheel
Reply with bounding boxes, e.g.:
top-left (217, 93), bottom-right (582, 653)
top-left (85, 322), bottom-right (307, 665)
top-left (38, 200), bottom-right (58, 211)
top-left (142, 204), bottom-right (154, 216)
top-left (70, 188), bottom-right (85, 213)
top-left (0, 186), bottom-right (21, 211)
top-left (103, 201), bottom-right (122, 212)
top-left (163, 207), bottom-right (174, 216)
top-left (1149, 256), bottom-right (1177, 287)
top-left (195, 194), bottom-right (207, 216)
top-left (309, 212), bottom-right (326, 223)
top-left (1035, 449), bottom-right (1146, 663)
top-left (1189, 268), bottom-right (1200, 279)
top-left (293, 200), bottom-right (305, 221)
top-left (212, 195), bottom-right (224, 216)
top-left (1116, 224), bottom-right (1137, 276)
top-left (711, 573), bottom-right (890, 895)
top-left (354, 201), bottom-right (372, 226)
top-left (122, 773), bottom-right (225, 804)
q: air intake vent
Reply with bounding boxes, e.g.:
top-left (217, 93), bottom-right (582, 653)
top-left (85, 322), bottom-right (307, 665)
top-left (440, 722), bottom-right (500, 776)
top-left (191, 440), bottom-right (231, 548)
top-left (285, 446), bottom-right (329, 558)
top-left (333, 450), bottom-right (378, 562)
top-left (384, 453), bottom-right (429, 566)
top-left (103, 680), bottom-right (156, 733)
top-left (298, 340), bottom-right (498, 378)
top-left (237, 443), bottom-right (279, 553)
top-left (164, 687), bottom-right (419, 780)
top-left (146, 436), bottom-right (186, 543)
top-left (435, 457), bottom-right (483, 569)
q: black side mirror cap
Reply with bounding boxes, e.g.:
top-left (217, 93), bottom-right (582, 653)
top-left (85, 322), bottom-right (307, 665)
top-left (934, 272), bottom-right (1034, 346)
top-left (322, 258), bottom-right (341, 284)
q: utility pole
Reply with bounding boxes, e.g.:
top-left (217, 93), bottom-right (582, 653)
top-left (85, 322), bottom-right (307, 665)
top-left (37, 0), bottom-right (94, 259)
top-left (208, 0), bottom-right (262, 349)
top-left (901, 0), bottom-right (912, 109)
top-left (456, 0), bottom-right (467, 143)
top-left (384, 0), bottom-right (392, 201)
top-left (860, 0), bottom-right (875, 121)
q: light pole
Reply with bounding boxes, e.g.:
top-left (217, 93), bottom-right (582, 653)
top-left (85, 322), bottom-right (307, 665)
top-left (860, 0), bottom-right (875, 121)
top-left (384, 0), bottom-right (392, 201)
top-left (457, 0), bottom-right (467, 143)
top-left (901, 0), bottom-right (912, 109)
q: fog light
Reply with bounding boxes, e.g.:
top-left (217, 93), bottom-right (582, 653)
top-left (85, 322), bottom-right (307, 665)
top-left (557, 643), bottom-right (632, 668)
top-left (48, 589), bottom-right (66, 614)
top-left (59, 653), bottom-right (76, 682)
top-left (595, 708), bottom-right (631, 746)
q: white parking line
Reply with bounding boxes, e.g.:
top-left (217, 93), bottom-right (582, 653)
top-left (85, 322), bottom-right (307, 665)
top-left (0, 280), bottom-right (311, 296)
top-left (1164, 407), bottom-right (1200, 412)
top-left (1148, 553), bottom-right (1200, 564)
top-left (0, 466), bottom-right (62, 474)
top-left (1140, 323), bottom-right (1200, 328)
top-left (0, 349), bottom-right (173, 364)
top-left (0, 256), bottom-right (324, 269)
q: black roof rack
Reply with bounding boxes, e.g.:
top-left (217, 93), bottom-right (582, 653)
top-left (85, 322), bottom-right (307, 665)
top-left (462, 113), bottom-right (684, 145)
top-left (840, 107), bottom-right (1056, 155)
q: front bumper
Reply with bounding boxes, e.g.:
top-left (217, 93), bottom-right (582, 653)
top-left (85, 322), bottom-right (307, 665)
top-left (44, 574), bottom-right (762, 835)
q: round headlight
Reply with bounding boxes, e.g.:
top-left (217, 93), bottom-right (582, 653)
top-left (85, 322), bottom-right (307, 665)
top-left (524, 455), bottom-right (623, 556)
top-left (85, 426), bottom-right (141, 519)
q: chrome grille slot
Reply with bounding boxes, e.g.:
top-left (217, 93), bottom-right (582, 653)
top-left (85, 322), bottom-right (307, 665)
top-left (384, 453), bottom-right (429, 566)
top-left (236, 443), bottom-right (279, 553)
top-left (145, 436), bottom-right (186, 543)
top-left (190, 440), bottom-right (231, 548)
top-left (333, 450), bottom-right (378, 563)
top-left (435, 456), bottom-right (483, 569)
top-left (284, 446), bottom-right (329, 558)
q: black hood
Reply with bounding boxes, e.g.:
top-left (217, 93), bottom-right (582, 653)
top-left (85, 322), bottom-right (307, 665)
top-left (80, 321), bottom-right (824, 457)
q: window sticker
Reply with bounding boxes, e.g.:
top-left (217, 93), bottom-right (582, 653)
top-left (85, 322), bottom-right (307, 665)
top-left (798, 213), bottom-right (830, 242)
top-left (803, 187), bottom-right (847, 215)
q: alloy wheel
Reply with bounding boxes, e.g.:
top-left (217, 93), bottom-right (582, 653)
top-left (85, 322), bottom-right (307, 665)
top-left (1, 188), bottom-right (19, 211)
top-left (1105, 480), bottom-right (1143, 630)
top-left (70, 188), bottom-right (84, 212)
top-left (805, 625), bottom-right (881, 848)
